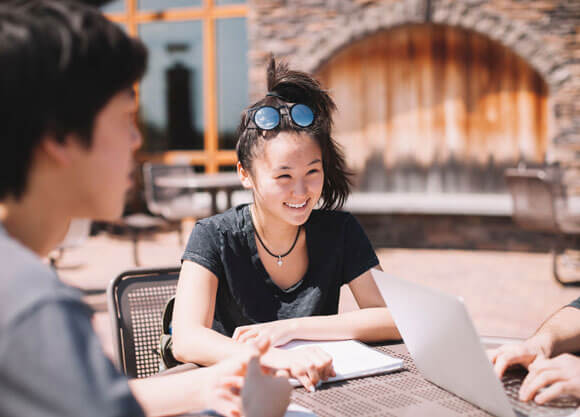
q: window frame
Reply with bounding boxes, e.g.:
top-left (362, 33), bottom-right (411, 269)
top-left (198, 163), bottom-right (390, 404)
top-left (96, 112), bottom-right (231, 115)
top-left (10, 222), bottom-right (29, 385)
top-left (105, 0), bottom-right (247, 173)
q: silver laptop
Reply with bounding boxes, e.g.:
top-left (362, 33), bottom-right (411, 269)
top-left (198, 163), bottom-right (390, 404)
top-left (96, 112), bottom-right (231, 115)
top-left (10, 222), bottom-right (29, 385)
top-left (373, 270), bottom-right (579, 417)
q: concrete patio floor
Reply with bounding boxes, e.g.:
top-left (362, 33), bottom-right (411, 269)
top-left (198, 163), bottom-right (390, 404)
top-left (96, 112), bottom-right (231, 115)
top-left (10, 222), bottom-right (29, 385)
top-left (55, 228), bottom-right (580, 358)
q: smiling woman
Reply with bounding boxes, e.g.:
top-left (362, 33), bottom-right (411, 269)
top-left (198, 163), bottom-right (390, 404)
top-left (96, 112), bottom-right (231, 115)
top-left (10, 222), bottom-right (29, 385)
top-left (170, 58), bottom-right (401, 392)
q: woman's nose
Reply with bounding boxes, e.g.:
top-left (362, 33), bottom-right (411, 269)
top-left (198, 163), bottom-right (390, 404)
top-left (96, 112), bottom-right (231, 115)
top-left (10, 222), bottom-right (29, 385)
top-left (293, 179), bottom-right (307, 197)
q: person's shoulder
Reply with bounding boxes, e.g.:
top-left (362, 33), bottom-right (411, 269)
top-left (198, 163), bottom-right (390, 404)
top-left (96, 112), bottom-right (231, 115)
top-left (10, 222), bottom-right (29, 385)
top-left (0, 232), bottom-right (82, 329)
top-left (196, 204), bottom-right (250, 234)
top-left (308, 209), bottom-right (355, 226)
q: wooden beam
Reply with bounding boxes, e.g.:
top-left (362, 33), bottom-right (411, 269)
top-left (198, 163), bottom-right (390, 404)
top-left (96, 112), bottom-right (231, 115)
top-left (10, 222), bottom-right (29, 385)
top-left (131, 5), bottom-right (246, 23)
top-left (203, 8), bottom-right (219, 173)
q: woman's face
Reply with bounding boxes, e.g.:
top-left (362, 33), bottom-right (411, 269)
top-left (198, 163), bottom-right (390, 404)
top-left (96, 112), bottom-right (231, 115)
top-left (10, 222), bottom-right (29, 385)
top-left (240, 131), bottom-right (324, 226)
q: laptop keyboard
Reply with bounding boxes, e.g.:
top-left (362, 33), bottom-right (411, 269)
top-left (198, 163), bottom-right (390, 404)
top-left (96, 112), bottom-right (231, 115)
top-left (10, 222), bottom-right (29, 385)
top-left (502, 371), bottom-right (579, 416)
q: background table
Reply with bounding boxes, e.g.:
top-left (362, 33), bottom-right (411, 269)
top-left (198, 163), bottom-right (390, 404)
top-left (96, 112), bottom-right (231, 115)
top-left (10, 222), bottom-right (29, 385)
top-left (154, 172), bottom-right (242, 215)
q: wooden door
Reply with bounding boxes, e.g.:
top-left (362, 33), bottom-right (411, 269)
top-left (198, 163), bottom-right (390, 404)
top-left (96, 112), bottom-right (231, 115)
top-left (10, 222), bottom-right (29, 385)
top-left (316, 24), bottom-right (548, 193)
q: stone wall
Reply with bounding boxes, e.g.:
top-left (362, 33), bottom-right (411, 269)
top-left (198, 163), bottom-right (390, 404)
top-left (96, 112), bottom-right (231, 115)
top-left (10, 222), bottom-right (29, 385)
top-left (247, 0), bottom-right (579, 164)
top-left (355, 212), bottom-right (564, 252)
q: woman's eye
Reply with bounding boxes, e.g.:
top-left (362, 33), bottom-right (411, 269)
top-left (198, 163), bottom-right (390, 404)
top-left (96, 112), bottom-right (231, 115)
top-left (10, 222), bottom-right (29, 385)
top-left (307, 169), bottom-right (320, 175)
top-left (276, 174), bottom-right (291, 179)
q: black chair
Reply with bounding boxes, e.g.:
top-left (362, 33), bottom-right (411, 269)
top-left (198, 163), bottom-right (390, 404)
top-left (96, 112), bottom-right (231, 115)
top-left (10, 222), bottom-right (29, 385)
top-left (505, 166), bottom-right (580, 286)
top-left (107, 267), bottom-right (180, 378)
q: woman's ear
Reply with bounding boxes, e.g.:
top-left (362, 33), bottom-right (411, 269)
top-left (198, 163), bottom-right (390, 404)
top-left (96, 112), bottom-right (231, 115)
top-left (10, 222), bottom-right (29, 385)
top-left (237, 161), bottom-right (253, 189)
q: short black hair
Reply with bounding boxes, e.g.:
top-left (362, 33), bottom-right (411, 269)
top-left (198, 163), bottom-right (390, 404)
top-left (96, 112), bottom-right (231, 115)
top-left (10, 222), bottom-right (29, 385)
top-left (0, 0), bottom-right (147, 200)
top-left (236, 58), bottom-right (351, 210)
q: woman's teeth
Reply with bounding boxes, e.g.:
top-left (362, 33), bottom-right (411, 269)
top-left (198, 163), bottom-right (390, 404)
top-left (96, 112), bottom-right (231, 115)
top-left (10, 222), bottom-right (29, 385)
top-left (285, 201), bottom-right (307, 208)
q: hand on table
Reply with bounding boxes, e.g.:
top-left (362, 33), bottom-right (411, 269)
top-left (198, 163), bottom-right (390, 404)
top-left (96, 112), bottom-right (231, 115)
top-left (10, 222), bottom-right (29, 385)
top-left (261, 346), bottom-right (335, 392)
top-left (233, 320), bottom-right (296, 348)
top-left (519, 354), bottom-right (580, 404)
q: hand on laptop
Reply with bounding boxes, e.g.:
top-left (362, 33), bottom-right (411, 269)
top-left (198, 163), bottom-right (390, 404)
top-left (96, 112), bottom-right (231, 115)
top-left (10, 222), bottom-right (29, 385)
top-left (519, 354), bottom-right (580, 404)
top-left (488, 337), bottom-right (551, 378)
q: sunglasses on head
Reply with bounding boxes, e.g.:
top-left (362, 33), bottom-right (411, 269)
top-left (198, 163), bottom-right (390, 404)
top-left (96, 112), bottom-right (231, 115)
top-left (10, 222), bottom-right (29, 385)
top-left (246, 93), bottom-right (315, 131)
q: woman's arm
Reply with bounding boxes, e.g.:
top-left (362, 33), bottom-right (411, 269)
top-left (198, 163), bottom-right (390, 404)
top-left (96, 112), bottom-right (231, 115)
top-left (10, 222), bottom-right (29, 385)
top-left (172, 260), bottom-right (256, 366)
top-left (172, 261), bottom-right (335, 391)
top-left (234, 268), bottom-right (400, 345)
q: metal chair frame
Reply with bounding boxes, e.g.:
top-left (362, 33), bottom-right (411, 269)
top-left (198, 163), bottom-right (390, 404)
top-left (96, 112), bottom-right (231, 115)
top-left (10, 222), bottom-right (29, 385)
top-left (107, 266), bottom-right (180, 378)
top-left (505, 166), bottom-right (580, 286)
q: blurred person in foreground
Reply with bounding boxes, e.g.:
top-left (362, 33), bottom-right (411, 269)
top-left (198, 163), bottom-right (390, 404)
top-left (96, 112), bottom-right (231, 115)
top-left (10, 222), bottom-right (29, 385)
top-left (489, 297), bottom-right (580, 405)
top-left (0, 1), bottom-right (290, 416)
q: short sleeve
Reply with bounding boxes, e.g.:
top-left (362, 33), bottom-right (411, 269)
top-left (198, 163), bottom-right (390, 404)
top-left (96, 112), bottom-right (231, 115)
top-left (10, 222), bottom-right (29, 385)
top-left (341, 214), bottom-right (380, 285)
top-left (568, 297), bottom-right (580, 310)
top-left (0, 299), bottom-right (144, 417)
top-left (182, 221), bottom-right (225, 280)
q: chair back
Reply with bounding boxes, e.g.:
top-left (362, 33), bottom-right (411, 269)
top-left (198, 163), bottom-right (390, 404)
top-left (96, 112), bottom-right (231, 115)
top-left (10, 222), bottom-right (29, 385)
top-left (142, 162), bottom-right (213, 220)
top-left (60, 218), bottom-right (91, 249)
top-left (142, 162), bottom-right (196, 218)
top-left (505, 168), bottom-right (558, 232)
top-left (107, 267), bottom-right (180, 378)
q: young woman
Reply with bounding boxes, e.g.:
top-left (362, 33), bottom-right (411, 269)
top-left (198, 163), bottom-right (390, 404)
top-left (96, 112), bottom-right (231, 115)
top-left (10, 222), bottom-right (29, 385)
top-left (172, 58), bottom-right (400, 391)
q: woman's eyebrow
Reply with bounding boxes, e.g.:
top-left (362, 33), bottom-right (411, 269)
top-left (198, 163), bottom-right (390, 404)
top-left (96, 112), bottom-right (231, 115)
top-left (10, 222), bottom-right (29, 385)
top-left (276, 159), bottom-right (321, 170)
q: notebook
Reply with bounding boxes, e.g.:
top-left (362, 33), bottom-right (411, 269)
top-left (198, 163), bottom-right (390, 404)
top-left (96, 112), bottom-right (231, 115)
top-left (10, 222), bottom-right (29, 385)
top-left (280, 339), bottom-right (404, 387)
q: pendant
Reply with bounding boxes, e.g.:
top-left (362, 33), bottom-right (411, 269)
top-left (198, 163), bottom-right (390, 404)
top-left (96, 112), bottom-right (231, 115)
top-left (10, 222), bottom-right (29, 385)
top-left (277, 256), bottom-right (283, 267)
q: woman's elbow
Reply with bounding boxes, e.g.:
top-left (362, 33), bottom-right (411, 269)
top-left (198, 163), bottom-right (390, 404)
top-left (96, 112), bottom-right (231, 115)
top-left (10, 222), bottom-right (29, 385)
top-left (171, 333), bottom-right (190, 363)
top-left (171, 326), bottom-right (203, 363)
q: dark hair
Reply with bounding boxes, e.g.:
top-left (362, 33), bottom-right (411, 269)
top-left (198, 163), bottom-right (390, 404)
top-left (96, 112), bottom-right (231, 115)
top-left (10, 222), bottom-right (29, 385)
top-left (236, 58), bottom-right (351, 210)
top-left (0, 0), bottom-right (147, 200)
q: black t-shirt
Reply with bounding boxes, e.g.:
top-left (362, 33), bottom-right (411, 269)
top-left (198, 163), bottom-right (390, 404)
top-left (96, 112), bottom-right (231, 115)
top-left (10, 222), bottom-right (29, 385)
top-left (568, 297), bottom-right (580, 310)
top-left (182, 204), bottom-right (379, 336)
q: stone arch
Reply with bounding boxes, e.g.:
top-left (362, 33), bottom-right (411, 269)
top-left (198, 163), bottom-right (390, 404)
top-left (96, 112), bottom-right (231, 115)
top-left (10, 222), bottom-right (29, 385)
top-left (293, 1), bottom-right (570, 92)
top-left (288, 0), bottom-right (573, 157)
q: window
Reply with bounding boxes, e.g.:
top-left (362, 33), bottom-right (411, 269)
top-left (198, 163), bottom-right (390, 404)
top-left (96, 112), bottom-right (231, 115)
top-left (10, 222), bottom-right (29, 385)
top-left (104, 0), bottom-right (248, 173)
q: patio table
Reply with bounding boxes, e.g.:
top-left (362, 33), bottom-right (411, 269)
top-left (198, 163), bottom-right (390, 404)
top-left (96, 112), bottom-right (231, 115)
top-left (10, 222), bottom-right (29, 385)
top-left (287, 337), bottom-right (578, 417)
top-left (154, 172), bottom-right (242, 216)
top-left (176, 337), bottom-right (579, 416)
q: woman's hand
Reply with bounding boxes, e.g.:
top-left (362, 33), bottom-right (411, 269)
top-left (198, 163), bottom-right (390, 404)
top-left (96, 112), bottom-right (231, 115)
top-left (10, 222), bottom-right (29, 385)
top-left (519, 354), bottom-right (580, 404)
top-left (233, 319), bottom-right (298, 347)
top-left (261, 346), bottom-right (335, 392)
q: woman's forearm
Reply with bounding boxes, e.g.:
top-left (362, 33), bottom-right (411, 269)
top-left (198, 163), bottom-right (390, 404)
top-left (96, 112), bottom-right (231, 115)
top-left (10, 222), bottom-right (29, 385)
top-left (289, 307), bottom-right (400, 342)
top-left (172, 326), bottom-right (255, 366)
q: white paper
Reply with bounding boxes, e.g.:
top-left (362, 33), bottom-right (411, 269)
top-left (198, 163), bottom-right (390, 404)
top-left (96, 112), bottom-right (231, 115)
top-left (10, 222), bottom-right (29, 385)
top-left (280, 339), bottom-right (404, 387)
top-left (284, 403), bottom-right (317, 416)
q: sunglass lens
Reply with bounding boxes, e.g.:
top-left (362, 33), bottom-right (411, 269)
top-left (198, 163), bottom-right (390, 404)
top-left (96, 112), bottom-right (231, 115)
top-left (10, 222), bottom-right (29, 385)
top-left (291, 104), bottom-right (314, 127)
top-left (254, 106), bottom-right (280, 130)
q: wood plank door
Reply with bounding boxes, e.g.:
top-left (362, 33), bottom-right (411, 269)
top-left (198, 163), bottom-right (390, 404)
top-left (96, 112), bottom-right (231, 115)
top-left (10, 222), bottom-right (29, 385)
top-left (316, 24), bottom-right (548, 193)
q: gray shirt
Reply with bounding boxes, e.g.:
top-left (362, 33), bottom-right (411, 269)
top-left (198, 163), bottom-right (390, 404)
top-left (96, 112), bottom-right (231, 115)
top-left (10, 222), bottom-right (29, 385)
top-left (0, 224), bottom-right (144, 417)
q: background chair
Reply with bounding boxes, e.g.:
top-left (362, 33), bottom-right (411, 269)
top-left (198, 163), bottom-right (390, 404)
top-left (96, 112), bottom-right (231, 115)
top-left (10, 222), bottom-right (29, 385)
top-left (107, 267), bottom-right (180, 378)
top-left (142, 162), bottom-right (213, 239)
top-left (49, 218), bottom-right (91, 269)
top-left (117, 163), bottom-right (213, 267)
top-left (505, 166), bottom-right (580, 286)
